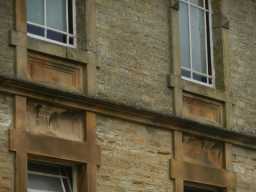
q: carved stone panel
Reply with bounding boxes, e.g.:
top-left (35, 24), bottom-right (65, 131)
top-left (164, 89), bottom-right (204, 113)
top-left (183, 94), bottom-right (224, 125)
top-left (183, 134), bottom-right (224, 168)
top-left (27, 100), bottom-right (84, 142)
top-left (28, 52), bottom-right (84, 91)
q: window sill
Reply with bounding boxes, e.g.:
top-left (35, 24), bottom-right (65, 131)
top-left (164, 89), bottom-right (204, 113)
top-left (27, 32), bottom-right (76, 49)
top-left (181, 76), bottom-right (214, 88)
top-left (168, 74), bottom-right (229, 102)
top-left (182, 79), bottom-right (228, 102)
top-left (10, 30), bottom-right (90, 65)
top-left (27, 37), bottom-right (89, 65)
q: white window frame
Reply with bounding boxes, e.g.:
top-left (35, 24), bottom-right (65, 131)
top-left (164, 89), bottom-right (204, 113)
top-left (27, 0), bottom-right (77, 48)
top-left (179, 0), bottom-right (215, 87)
top-left (27, 162), bottom-right (77, 192)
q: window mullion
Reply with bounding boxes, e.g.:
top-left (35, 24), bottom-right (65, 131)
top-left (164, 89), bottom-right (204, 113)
top-left (188, 0), bottom-right (193, 79)
top-left (73, 0), bottom-right (77, 47)
top-left (204, 2), bottom-right (209, 84)
top-left (65, 0), bottom-right (69, 44)
top-left (209, 1), bottom-right (215, 85)
top-left (44, 0), bottom-right (47, 39)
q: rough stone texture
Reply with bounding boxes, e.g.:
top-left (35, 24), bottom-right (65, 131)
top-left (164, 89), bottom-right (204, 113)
top-left (0, 0), bottom-right (256, 192)
top-left (76, 0), bottom-right (87, 50)
top-left (95, 0), bottom-right (173, 114)
top-left (0, 0), bottom-right (15, 76)
top-left (95, 0), bottom-right (256, 135)
top-left (0, 94), bottom-right (14, 192)
top-left (96, 115), bottom-right (173, 192)
top-left (223, 0), bottom-right (256, 134)
top-left (232, 146), bottom-right (256, 192)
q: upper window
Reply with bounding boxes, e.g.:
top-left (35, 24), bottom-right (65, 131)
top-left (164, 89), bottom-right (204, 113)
top-left (28, 161), bottom-right (76, 192)
top-left (179, 0), bottom-right (214, 86)
top-left (27, 0), bottom-right (76, 47)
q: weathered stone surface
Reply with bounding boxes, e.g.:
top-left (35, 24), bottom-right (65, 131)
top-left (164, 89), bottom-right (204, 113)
top-left (27, 100), bottom-right (85, 142)
top-left (232, 146), bottom-right (256, 192)
top-left (96, 115), bottom-right (173, 192)
top-left (0, 0), bottom-right (255, 191)
top-left (0, 0), bottom-right (15, 76)
top-left (95, 0), bottom-right (173, 114)
top-left (94, 0), bottom-right (256, 135)
top-left (28, 52), bottom-right (84, 92)
top-left (0, 94), bottom-right (14, 192)
top-left (183, 94), bottom-right (224, 126)
top-left (223, 0), bottom-right (256, 134)
top-left (183, 134), bottom-right (224, 169)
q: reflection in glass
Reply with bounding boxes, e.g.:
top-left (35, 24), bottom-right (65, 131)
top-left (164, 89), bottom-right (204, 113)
top-left (190, 0), bottom-right (204, 7)
top-left (46, 0), bottom-right (67, 31)
top-left (191, 6), bottom-right (207, 74)
top-left (179, 2), bottom-right (191, 69)
top-left (27, 0), bottom-right (44, 25)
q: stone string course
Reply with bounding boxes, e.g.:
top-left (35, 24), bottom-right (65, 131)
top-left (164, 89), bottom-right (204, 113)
top-left (0, 0), bottom-right (255, 191)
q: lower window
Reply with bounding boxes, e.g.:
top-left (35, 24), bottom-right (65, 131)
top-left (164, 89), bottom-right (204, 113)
top-left (185, 183), bottom-right (223, 192)
top-left (27, 161), bottom-right (76, 192)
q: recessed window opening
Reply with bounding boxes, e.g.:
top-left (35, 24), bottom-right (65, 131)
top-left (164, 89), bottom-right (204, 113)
top-left (179, 0), bottom-right (214, 86)
top-left (27, 0), bottom-right (76, 47)
top-left (185, 182), bottom-right (223, 192)
top-left (27, 160), bottom-right (77, 192)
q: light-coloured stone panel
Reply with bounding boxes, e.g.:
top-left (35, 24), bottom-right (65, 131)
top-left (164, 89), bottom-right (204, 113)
top-left (27, 100), bottom-right (85, 142)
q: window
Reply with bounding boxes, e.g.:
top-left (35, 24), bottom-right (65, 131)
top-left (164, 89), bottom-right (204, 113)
top-left (28, 161), bottom-right (76, 192)
top-left (27, 0), bottom-right (76, 47)
top-left (179, 0), bottom-right (214, 86)
top-left (185, 183), bottom-right (222, 192)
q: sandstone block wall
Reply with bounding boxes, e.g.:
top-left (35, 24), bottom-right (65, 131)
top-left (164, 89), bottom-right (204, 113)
top-left (232, 146), bottom-right (256, 192)
top-left (0, 0), bottom-right (15, 76)
top-left (96, 0), bottom-right (173, 114)
top-left (0, 0), bottom-right (255, 192)
top-left (95, 0), bottom-right (256, 134)
top-left (96, 115), bottom-right (173, 192)
top-left (0, 95), bottom-right (14, 192)
top-left (224, 0), bottom-right (256, 133)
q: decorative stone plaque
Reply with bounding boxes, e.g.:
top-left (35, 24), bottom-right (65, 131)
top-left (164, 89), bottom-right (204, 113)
top-left (27, 100), bottom-right (84, 142)
top-left (28, 52), bottom-right (83, 91)
top-left (183, 134), bottom-right (224, 168)
top-left (183, 94), bottom-right (224, 125)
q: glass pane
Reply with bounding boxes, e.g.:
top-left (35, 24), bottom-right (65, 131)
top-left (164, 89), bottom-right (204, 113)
top-left (29, 161), bottom-right (62, 175)
top-left (47, 29), bottom-right (67, 43)
top-left (27, 0), bottom-right (44, 25)
top-left (27, 24), bottom-right (45, 36)
top-left (46, 0), bottom-right (67, 31)
top-left (205, 0), bottom-right (210, 10)
top-left (190, 0), bottom-right (204, 7)
top-left (68, 0), bottom-right (74, 34)
top-left (193, 73), bottom-right (207, 83)
top-left (69, 37), bottom-right (74, 45)
top-left (209, 78), bottom-right (212, 84)
top-left (190, 6), bottom-right (207, 74)
top-left (28, 174), bottom-right (64, 192)
top-left (181, 69), bottom-right (191, 78)
top-left (179, 2), bottom-right (191, 70)
top-left (185, 186), bottom-right (219, 192)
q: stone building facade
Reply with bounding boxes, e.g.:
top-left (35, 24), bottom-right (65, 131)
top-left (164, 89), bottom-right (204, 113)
top-left (0, 0), bottom-right (255, 192)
